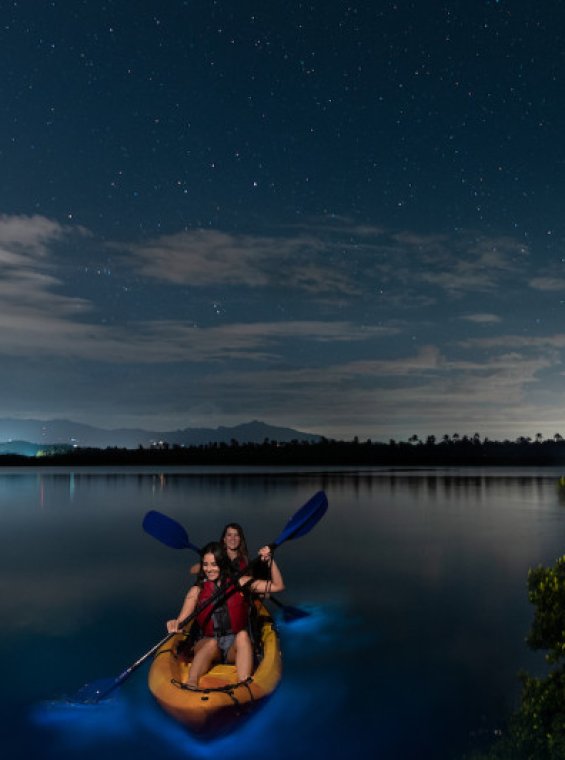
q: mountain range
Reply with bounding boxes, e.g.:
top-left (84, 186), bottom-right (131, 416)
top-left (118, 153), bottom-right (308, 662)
top-left (0, 418), bottom-right (321, 450)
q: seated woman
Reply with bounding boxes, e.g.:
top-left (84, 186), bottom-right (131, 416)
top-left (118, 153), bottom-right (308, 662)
top-left (189, 522), bottom-right (249, 576)
top-left (221, 522), bottom-right (249, 571)
top-left (166, 541), bottom-right (284, 688)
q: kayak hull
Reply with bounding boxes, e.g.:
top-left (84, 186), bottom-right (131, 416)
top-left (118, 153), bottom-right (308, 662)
top-left (148, 602), bottom-right (281, 736)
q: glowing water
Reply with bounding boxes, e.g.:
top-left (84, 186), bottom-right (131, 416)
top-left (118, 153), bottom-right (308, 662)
top-left (3, 466), bottom-right (565, 758)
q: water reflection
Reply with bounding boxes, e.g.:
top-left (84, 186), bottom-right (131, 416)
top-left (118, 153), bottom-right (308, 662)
top-left (3, 466), bottom-right (565, 759)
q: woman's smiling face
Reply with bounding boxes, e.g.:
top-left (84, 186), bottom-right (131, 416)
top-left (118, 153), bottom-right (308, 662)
top-left (202, 552), bottom-right (221, 582)
top-left (223, 527), bottom-right (241, 553)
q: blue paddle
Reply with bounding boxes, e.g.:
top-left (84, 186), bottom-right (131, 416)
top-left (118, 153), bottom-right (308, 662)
top-left (142, 508), bottom-right (313, 622)
top-left (142, 509), bottom-right (201, 552)
top-left (72, 490), bottom-right (328, 703)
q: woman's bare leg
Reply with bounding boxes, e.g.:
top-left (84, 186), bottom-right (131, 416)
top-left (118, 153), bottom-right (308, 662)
top-left (187, 637), bottom-right (220, 686)
top-left (229, 630), bottom-right (253, 682)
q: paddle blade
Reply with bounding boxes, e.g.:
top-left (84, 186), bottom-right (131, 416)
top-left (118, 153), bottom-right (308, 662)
top-left (273, 490), bottom-right (328, 547)
top-left (270, 596), bottom-right (311, 622)
top-left (142, 510), bottom-right (197, 551)
top-left (282, 604), bottom-right (311, 622)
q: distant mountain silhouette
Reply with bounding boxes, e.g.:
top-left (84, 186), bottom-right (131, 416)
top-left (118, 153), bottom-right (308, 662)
top-left (0, 418), bottom-right (321, 449)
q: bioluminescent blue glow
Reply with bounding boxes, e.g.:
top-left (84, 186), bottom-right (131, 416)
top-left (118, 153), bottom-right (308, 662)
top-left (30, 695), bottom-right (133, 746)
top-left (29, 607), bottom-right (355, 759)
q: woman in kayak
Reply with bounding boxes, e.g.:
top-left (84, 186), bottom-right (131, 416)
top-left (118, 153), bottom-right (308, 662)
top-left (189, 522), bottom-right (249, 575)
top-left (221, 522), bottom-right (249, 570)
top-left (167, 541), bottom-right (284, 688)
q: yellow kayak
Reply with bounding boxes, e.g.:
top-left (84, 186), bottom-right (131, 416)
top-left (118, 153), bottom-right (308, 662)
top-left (148, 602), bottom-right (282, 736)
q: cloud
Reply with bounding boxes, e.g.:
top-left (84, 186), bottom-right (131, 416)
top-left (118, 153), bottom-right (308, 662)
top-left (0, 214), bottom-right (90, 317)
top-left (460, 333), bottom-right (565, 350)
top-left (0, 312), bottom-right (398, 364)
top-left (120, 224), bottom-right (533, 310)
top-left (124, 228), bottom-right (359, 295)
top-left (0, 211), bottom-right (554, 442)
top-left (111, 319), bottom-right (399, 364)
top-left (460, 313), bottom-right (501, 323)
top-left (0, 213), bottom-right (68, 254)
top-left (0, 213), bottom-right (538, 373)
top-left (168, 344), bottom-right (553, 440)
top-left (529, 276), bottom-right (565, 291)
top-left (238, 345), bottom-right (547, 390)
top-left (330, 345), bottom-right (445, 375)
top-left (0, 212), bottom-right (407, 364)
top-left (418, 235), bottom-right (530, 296)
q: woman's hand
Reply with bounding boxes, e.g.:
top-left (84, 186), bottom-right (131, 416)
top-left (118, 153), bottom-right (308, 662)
top-left (167, 586), bottom-right (199, 632)
top-left (248, 547), bottom-right (284, 595)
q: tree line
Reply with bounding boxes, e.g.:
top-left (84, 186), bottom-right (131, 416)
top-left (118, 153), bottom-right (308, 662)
top-left (3, 432), bottom-right (565, 466)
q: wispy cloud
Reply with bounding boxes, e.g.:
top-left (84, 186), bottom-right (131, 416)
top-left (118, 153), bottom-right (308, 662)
top-left (123, 228), bottom-right (359, 295)
top-left (460, 333), bottom-right (565, 350)
top-left (418, 235), bottom-right (530, 296)
top-left (460, 313), bottom-right (502, 324)
top-left (121, 224), bottom-right (532, 301)
top-left (168, 345), bottom-right (553, 440)
top-left (0, 214), bottom-right (89, 315)
top-left (529, 276), bottom-right (565, 291)
top-left (0, 312), bottom-right (398, 363)
top-left (0, 213), bottom-right (69, 254)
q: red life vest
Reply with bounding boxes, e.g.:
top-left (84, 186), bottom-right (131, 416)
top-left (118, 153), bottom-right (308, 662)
top-left (196, 579), bottom-right (249, 637)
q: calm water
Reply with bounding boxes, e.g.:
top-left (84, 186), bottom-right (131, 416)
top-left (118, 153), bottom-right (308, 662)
top-left (2, 465), bottom-right (565, 759)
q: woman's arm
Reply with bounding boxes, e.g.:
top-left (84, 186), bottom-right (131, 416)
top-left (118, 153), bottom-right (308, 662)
top-left (240, 546), bottom-right (285, 594)
top-left (166, 585), bottom-right (200, 632)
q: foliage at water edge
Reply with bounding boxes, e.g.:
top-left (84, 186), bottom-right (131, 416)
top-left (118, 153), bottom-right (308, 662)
top-left (466, 556), bottom-right (565, 759)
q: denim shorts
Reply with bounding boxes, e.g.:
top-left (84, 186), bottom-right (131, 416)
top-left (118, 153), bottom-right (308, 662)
top-left (217, 633), bottom-right (235, 662)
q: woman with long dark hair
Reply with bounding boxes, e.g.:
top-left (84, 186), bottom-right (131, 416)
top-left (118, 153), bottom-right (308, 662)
top-left (219, 522), bottom-right (248, 569)
top-left (189, 522), bottom-right (249, 575)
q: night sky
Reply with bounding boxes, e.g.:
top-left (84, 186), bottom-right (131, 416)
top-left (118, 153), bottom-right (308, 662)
top-left (2, 0), bottom-right (565, 442)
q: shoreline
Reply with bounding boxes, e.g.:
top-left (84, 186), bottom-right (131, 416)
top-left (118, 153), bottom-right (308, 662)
top-left (2, 436), bottom-right (565, 468)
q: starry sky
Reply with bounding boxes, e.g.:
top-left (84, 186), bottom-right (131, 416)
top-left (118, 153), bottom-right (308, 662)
top-left (2, 0), bottom-right (565, 442)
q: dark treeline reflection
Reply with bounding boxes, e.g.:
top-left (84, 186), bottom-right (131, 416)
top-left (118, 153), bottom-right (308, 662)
top-left (6, 433), bottom-right (565, 467)
top-left (23, 470), bottom-right (558, 502)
